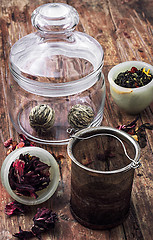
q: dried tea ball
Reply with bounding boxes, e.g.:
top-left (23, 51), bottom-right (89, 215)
top-left (68, 104), bottom-right (94, 129)
top-left (29, 104), bottom-right (55, 135)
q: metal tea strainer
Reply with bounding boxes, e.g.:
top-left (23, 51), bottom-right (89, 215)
top-left (67, 126), bottom-right (141, 170)
top-left (67, 126), bottom-right (141, 230)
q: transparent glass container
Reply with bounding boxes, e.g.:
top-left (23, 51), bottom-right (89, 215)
top-left (8, 3), bottom-right (105, 145)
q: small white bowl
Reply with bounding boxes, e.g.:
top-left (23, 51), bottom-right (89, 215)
top-left (1, 147), bottom-right (60, 205)
top-left (108, 61), bottom-right (153, 114)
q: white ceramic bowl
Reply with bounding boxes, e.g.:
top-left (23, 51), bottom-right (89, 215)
top-left (108, 61), bottom-right (153, 114)
top-left (1, 147), bottom-right (60, 205)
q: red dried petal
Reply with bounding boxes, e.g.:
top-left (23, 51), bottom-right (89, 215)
top-left (15, 183), bottom-right (38, 198)
top-left (4, 138), bottom-right (12, 147)
top-left (19, 134), bottom-right (35, 147)
top-left (4, 135), bottom-right (35, 157)
top-left (33, 208), bottom-right (58, 230)
top-left (13, 208), bottom-right (57, 240)
top-left (117, 125), bottom-right (126, 130)
top-left (117, 117), bottom-right (139, 134)
top-left (13, 159), bottom-right (25, 177)
top-left (16, 142), bottom-right (25, 149)
top-left (5, 201), bottom-right (25, 216)
top-left (129, 67), bottom-right (138, 73)
top-left (9, 154), bottom-right (50, 198)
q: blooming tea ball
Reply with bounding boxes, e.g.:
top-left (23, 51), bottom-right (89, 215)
top-left (29, 104), bottom-right (55, 134)
top-left (68, 104), bottom-right (94, 129)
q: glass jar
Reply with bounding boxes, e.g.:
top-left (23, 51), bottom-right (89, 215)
top-left (8, 3), bottom-right (105, 145)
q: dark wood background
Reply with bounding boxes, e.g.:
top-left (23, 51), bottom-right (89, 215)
top-left (0, 0), bottom-right (153, 239)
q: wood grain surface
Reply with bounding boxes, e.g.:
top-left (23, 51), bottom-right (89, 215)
top-left (0, 0), bottom-right (153, 239)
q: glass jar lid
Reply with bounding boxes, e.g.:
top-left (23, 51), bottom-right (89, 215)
top-left (9, 3), bottom-right (104, 96)
top-left (31, 3), bottom-right (79, 33)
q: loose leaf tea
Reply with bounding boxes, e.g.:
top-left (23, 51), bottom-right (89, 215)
top-left (9, 154), bottom-right (51, 198)
top-left (136, 123), bottom-right (153, 148)
top-left (4, 137), bottom-right (13, 147)
top-left (13, 208), bottom-right (58, 240)
top-left (114, 67), bottom-right (153, 88)
top-left (5, 201), bottom-right (25, 216)
top-left (117, 117), bottom-right (153, 148)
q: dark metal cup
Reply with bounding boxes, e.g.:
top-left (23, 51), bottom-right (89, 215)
top-left (67, 127), bottom-right (141, 229)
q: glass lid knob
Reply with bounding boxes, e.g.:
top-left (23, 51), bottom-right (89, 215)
top-left (31, 3), bottom-right (79, 33)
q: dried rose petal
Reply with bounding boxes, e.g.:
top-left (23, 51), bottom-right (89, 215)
top-left (13, 226), bottom-right (34, 240)
top-left (14, 183), bottom-right (38, 198)
top-left (5, 135), bottom-right (35, 156)
top-left (5, 201), bottom-right (25, 216)
top-left (19, 134), bottom-right (35, 147)
top-left (33, 208), bottom-right (58, 230)
top-left (117, 117), bottom-right (139, 134)
top-left (31, 208), bottom-right (57, 239)
top-left (16, 142), bottom-right (25, 149)
top-left (129, 67), bottom-right (138, 73)
top-left (9, 154), bottom-right (51, 198)
top-left (13, 159), bottom-right (25, 179)
top-left (4, 138), bottom-right (12, 147)
top-left (13, 208), bottom-right (57, 240)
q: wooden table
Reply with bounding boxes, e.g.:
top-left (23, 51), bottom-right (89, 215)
top-left (0, 0), bottom-right (153, 239)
